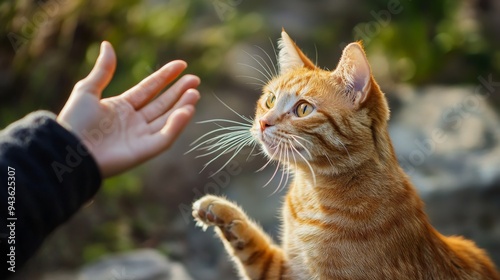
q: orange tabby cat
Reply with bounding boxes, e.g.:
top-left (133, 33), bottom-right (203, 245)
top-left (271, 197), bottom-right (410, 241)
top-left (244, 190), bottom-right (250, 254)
top-left (192, 30), bottom-right (500, 280)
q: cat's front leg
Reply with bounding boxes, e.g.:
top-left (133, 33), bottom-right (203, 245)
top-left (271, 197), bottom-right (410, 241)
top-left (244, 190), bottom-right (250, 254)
top-left (193, 195), bottom-right (288, 280)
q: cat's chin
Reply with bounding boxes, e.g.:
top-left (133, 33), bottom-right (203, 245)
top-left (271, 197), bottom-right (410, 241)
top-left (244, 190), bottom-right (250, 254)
top-left (259, 137), bottom-right (277, 156)
top-left (259, 138), bottom-right (307, 163)
top-left (260, 138), bottom-right (285, 159)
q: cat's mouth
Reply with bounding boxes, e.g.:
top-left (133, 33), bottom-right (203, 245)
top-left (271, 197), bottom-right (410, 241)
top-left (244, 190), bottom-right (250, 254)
top-left (259, 135), bottom-right (277, 154)
top-left (259, 134), bottom-right (306, 159)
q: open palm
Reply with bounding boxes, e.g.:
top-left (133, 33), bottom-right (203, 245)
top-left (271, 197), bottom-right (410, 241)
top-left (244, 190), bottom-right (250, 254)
top-left (57, 42), bottom-right (200, 177)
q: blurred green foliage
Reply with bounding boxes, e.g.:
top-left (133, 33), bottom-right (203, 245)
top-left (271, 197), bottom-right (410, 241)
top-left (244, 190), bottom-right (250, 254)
top-left (362, 0), bottom-right (499, 83)
top-left (82, 172), bottom-right (142, 263)
top-left (1, 0), bottom-right (499, 273)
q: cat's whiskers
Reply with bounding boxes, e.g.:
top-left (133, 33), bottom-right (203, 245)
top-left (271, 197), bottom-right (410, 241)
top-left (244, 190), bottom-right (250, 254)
top-left (245, 44), bottom-right (279, 76)
top-left (255, 45), bottom-right (279, 77)
top-left (261, 139), bottom-right (284, 188)
top-left (211, 94), bottom-right (254, 124)
top-left (273, 143), bottom-right (288, 194)
top-left (198, 118), bottom-right (253, 128)
top-left (289, 134), bottom-right (313, 145)
top-left (187, 95), bottom-right (256, 175)
top-left (195, 131), bottom-right (251, 158)
top-left (201, 133), bottom-right (253, 174)
top-left (238, 62), bottom-right (273, 83)
top-left (278, 141), bottom-right (292, 194)
top-left (289, 135), bottom-right (313, 159)
top-left (243, 51), bottom-right (276, 81)
top-left (324, 154), bottom-right (335, 169)
top-left (246, 141), bottom-right (258, 162)
top-left (281, 143), bottom-right (292, 193)
top-left (334, 136), bottom-right (354, 165)
top-left (288, 139), bottom-right (298, 168)
top-left (289, 140), bottom-right (299, 191)
top-left (260, 133), bottom-right (312, 194)
top-left (235, 75), bottom-right (268, 87)
top-left (256, 135), bottom-right (281, 172)
top-left (286, 140), bottom-right (299, 191)
top-left (289, 142), bottom-right (317, 187)
top-left (238, 44), bottom-right (280, 88)
top-left (187, 124), bottom-right (252, 153)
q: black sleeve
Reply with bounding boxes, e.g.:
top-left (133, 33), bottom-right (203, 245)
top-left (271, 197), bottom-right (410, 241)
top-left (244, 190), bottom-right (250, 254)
top-left (0, 111), bottom-right (102, 277)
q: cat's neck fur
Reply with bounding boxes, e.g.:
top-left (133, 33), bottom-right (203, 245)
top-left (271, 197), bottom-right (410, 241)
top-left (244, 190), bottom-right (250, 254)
top-left (292, 152), bottom-right (412, 210)
top-left (291, 122), bottom-right (418, 219)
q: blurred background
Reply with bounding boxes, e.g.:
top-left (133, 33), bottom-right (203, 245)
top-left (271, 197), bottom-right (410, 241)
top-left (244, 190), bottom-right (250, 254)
top-left (1, 0), bottom-right (500, 279)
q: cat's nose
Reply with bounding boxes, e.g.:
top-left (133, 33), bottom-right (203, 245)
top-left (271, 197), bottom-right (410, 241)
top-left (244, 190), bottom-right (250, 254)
top-left (259, 119), bottom-right (273, 132)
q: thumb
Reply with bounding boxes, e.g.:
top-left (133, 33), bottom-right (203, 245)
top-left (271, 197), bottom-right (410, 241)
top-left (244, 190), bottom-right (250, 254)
top-left (76, 41), bottom-right (117, 97)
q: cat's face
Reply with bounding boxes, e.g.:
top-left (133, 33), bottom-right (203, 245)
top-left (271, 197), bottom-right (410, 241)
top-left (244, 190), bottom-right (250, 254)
top-left (251, 31), bottom-right (389, 175)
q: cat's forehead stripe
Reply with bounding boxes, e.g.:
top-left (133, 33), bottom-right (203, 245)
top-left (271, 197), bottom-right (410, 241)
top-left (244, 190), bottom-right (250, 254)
top-left (273, 75), bottom-right (312, 97)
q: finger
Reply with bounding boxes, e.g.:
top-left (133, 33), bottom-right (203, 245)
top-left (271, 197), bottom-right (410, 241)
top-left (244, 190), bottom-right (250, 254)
top-left (148, 105), bottom-right (196, 152)
top-left (140, 74), bottom-right (200, 123)
top-left (122, 60), bottom-right (187, 110)
top-left (148, 88), bottom-right (200, 133)
top-left (75, 41), bottom-right (116, 97)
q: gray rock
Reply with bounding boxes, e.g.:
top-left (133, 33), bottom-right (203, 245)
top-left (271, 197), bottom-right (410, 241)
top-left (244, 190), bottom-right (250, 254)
top-left (78, 249), bottom-right (193, 280)
top-left (389, 85), bottom-right (500, 195)
top-left (388, 85), bottom-right (500, 265)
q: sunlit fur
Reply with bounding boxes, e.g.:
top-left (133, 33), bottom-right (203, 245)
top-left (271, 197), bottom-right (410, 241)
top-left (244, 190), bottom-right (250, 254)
top-left (192, 31), bottom-right (500, 279)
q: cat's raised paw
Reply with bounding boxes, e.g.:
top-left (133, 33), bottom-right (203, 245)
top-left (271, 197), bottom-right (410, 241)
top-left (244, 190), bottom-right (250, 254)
top-left (192, 195), bottom-right (247, 244)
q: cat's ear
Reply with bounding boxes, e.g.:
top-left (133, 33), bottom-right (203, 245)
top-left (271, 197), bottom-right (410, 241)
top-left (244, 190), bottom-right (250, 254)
top-left (278, 29), bottom-right (317, 74)
top-left (333, 42), bottom-right (372, 106)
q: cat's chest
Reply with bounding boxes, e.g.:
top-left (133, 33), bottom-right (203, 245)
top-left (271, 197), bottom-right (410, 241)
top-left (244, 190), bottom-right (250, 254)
top-left (282, 196), bottom-right (345, 277)
top-left (282, 194), bottom-right (389, 279)
top-left (282, 194), bottom-right (434, 279)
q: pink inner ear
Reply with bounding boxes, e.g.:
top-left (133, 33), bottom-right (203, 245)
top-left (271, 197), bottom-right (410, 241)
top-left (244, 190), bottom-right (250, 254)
top-left (335, 43), bottom-right (372, 105)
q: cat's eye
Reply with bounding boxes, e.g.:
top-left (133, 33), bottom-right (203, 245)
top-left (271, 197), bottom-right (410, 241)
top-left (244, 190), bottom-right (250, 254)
top-left (266, 94), bottom-right (276, 109)
top-left (296, 102), bottom-right (314, 117)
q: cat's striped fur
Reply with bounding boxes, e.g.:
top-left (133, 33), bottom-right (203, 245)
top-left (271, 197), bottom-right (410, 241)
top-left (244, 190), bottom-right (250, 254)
top-left (192, 30), bottom-right (500, 279)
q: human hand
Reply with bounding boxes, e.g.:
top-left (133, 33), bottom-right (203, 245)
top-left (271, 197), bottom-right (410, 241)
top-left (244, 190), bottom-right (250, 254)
top-left (57, 42), bottom-right (200, 177)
